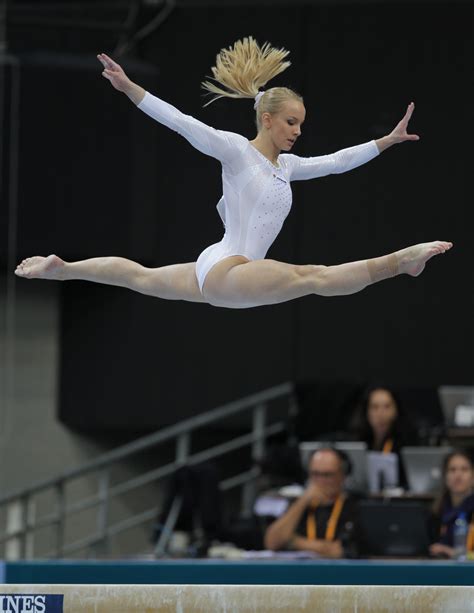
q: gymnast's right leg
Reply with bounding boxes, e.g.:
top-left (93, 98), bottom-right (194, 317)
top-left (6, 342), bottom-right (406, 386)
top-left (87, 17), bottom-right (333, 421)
top-left (14, 255), bottom-right (206, 303)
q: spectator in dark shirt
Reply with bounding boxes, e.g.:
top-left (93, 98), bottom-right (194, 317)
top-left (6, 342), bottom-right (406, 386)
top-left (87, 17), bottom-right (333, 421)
top-left (264, 448), bottom-right (357, 558)
top-left (430, 449), bottom-right (474, 558)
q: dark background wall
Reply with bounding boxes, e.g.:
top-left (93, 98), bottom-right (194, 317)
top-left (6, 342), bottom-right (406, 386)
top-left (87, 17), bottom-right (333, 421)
top-left (4, 1), bottom-right (472, 430)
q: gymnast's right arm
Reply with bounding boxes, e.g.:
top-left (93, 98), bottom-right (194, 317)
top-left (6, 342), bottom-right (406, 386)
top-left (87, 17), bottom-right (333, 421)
top-left (97, 53), bottom-right (243, 164)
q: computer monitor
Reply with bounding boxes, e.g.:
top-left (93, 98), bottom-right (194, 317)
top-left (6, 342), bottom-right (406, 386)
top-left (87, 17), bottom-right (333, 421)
top-left (299, 441), bottom-right (368, 493)
top-left (401, 446), bottom-right (452, 494)
top-left (438, 386), bottom-right (474, 426)
top-left (356, 500), bottom-right (430, 557)
top-left (367, 451), bottom-right (399, 493)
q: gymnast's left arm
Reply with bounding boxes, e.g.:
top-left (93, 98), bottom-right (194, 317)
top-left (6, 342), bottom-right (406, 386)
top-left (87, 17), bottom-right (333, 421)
top-left (286, 102), bottom-right (419, 181)
top-left (374, 101), bottom-right (420, 152)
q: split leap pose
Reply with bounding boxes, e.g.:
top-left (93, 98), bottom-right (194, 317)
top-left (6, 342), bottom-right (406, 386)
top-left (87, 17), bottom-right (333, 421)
top-left (15, 37), bottom-right (452, 308)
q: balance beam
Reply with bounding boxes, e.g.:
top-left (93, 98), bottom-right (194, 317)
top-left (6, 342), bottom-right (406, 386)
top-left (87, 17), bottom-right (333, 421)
top-left (0, 584), bottom-right (473, 612)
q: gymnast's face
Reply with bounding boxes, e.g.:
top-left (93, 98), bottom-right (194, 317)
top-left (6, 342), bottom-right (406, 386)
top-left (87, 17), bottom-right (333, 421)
top-left (445, 455), bottom-right (474, 498)
top-left (262, 99), bottom-right (306, 152)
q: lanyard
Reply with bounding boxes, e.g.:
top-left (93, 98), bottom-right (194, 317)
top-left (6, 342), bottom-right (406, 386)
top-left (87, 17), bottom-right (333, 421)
top-left (306, 494), bottom-right (345, 542)
top-left (467, 522), bottom-right (474, 552)
top-left (383, 438), bottom-right (394, 454)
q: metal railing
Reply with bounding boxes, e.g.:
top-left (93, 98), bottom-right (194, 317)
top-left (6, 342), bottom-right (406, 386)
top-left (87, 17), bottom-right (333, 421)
top-left (0, 382), bottom-right (296, 559)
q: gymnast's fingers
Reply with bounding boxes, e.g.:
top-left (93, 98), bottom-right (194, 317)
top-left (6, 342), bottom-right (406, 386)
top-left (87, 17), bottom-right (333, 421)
top-left (101, 53), bottom-right (120, 71)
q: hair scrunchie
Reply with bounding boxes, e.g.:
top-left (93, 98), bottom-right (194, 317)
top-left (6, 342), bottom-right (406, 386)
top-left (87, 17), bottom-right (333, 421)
top-left (253, 90), bottom-right (265, 110)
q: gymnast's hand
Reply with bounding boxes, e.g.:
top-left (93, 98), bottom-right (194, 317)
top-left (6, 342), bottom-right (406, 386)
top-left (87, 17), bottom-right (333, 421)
top-left (388, 102), bottom-right (420, 144)
top-left (375, 102), bottom-right (420, 152)
top-left (97, 53), bottom-right (131, 91)
top-left (97, 53), bottom-right (145, 104)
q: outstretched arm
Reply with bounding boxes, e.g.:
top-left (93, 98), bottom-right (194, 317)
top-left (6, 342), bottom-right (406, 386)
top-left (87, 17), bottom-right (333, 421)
top-left (286, 102), bottom-right (419, 181)
top-left (375, 102), bottom-right (419, 152)
top-left (98, 53), bottom-right (145, 104)
top-left (97, 53), bottom-right (245, 164)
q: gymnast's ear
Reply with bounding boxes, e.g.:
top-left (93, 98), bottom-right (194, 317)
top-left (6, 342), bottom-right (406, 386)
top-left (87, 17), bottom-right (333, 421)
top-left (260, 111), bottom-right (273, 130)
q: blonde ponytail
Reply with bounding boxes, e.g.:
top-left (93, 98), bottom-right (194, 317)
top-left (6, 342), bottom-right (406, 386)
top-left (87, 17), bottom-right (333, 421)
top-left (202, 37), bottom-right (303, 131)
top-left (201, 36), bottom-right (291, 105)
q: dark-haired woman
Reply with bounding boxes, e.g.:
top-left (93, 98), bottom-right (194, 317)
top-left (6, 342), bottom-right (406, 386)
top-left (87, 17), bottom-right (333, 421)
top-left (429, 450), bottom-right (474, 558)
top-left (353, 385), bottom-right (418, 488)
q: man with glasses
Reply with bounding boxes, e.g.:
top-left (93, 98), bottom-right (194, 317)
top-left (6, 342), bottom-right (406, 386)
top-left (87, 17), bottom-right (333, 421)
top-left (264, 448), bottom-right (358, 558)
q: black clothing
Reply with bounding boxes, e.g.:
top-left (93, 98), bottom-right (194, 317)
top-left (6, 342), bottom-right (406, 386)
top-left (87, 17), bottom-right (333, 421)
top-left (294, 495), bottom-right (359, 557)
top-left (431, 493), bottom-right (474, 547)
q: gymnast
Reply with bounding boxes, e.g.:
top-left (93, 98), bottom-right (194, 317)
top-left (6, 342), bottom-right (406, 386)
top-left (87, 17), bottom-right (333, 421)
top-left (15, 37), bottom-right (452, 309)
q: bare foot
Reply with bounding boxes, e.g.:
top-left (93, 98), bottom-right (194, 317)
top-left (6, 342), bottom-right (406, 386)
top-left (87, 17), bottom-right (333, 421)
top-left (15, 255), bottom-right (66, 280)
top-left (398, 241), bottom-right (453, 277)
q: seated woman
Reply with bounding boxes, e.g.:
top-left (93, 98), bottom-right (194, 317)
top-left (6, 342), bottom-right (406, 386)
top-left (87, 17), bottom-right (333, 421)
top-left (351, 384), bottom-right (418, 489)
top-left (429, 449), bottom-right (474, 558)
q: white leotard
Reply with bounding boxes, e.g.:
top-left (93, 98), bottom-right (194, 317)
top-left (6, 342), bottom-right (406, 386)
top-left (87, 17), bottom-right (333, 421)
top-left (137, 92), bottom-right (380, 292)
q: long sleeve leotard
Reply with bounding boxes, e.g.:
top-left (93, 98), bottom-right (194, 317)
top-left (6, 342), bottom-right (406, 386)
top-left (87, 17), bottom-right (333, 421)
top-left (137, 92), bottom-right (380, 292)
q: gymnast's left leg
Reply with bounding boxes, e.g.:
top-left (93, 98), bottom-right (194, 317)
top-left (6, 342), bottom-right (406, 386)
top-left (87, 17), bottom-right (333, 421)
top-left (203, 241), bottom-right (453, 308)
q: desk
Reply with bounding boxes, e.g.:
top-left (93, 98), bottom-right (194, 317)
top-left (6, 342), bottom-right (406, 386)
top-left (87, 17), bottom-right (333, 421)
top-left (4, 558), bottom-right (474, 586)
top-left (446, 428), bottom-right (474, 445)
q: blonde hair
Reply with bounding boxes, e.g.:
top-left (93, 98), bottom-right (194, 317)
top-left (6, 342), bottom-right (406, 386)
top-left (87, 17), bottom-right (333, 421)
top-left (201, 36), bottom-right (303, 131)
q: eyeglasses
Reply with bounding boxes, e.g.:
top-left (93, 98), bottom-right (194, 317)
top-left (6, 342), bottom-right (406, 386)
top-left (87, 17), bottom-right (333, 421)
top-left (309, 470), bottom-right (340, 479)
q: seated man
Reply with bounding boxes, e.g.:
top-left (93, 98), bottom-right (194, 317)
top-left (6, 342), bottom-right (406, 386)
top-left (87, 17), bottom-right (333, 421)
top-left (264, 448), bottom-right (357, 558)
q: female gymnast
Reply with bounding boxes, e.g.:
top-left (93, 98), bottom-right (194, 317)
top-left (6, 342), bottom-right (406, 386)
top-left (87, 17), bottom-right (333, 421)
top-left (15, 37), bottom-right (452, 309)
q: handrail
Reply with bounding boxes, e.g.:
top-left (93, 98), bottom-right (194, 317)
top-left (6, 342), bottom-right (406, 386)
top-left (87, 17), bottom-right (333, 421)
top-left (0, 420), bottom-right (288, 546)
top-left (0, 382), bottom-right (293, 505)
top-left (44, 467), bottom-right (263, 558)
top-left (0, 382), bottom-right (296, 559)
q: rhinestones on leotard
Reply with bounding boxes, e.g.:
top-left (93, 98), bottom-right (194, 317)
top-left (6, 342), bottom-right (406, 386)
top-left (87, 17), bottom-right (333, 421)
top-left (249, 161), bottom-right (292, 243)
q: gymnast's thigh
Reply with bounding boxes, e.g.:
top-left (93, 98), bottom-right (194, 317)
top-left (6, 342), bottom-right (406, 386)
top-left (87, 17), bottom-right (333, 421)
top-left (139, 262), bottom-right (206, 303)
top-left (202, 257), bottom-right (317, 308)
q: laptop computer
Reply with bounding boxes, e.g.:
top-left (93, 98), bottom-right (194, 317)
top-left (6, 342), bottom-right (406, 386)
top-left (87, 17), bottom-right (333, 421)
top-left (438, 386), bottom-right (474, 426)
top-left (299, 441), bottom-right (368, 493)
top-left (367, 451), bottom-right (399, 493)
top-left (401, 446), bottom-right (452, 494)
top-left (356, 500), bottom-right (430, 557)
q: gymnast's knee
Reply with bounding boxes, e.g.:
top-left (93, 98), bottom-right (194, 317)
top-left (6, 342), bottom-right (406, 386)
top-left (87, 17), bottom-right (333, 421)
top-left (295, 264), bottom-right (328, 292)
